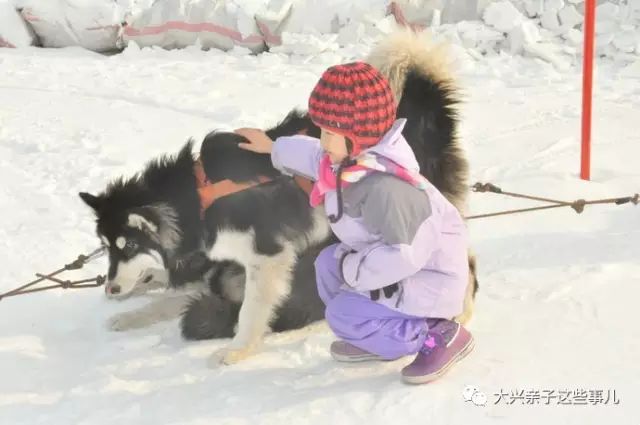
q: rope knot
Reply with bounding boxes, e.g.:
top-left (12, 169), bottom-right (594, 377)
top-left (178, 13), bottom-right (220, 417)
top-left (1, 248), bottom-right (106, 302)
top-left (571, 199), bottom-right (586, 213)
top-left (65, 255), bottom-right (88, 271)
top-left (472, 182), bottom-right (502, 194)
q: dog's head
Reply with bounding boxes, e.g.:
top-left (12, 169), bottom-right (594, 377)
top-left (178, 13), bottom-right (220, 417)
top-left (79, 192), bottom-right (180, 299)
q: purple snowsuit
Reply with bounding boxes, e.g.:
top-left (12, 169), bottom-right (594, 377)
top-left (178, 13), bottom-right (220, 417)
top-left (271, 119), bottom-right (469, 359)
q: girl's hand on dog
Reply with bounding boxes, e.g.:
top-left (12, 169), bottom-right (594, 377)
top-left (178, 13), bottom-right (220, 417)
top-left (235, 128), bottom-right (274, 154)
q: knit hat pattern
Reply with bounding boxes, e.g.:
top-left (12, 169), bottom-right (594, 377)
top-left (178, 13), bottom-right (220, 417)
top-left (308, 61), bottom-right (396, 154)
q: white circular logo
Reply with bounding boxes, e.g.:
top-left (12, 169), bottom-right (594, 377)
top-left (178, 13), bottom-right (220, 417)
top-left (463, 385), bottom-right (487, 406)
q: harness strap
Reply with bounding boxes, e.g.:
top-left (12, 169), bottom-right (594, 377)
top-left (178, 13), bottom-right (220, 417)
top-left (194, 141), bottom-right (315, 218)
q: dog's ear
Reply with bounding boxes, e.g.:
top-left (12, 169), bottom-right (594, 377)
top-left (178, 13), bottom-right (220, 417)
top-left (128, 204), bottom-right (181, 250)
top-left (79, 192), bottom-right (103, 211)
top-left (127, 210), bottom-right (160, 236)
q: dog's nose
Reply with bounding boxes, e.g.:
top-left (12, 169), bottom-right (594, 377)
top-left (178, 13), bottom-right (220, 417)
top-left (109, 285), bottom-right (121, 295)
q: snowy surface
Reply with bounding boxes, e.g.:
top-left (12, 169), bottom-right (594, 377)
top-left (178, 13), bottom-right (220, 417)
top-left (1, 40), bottom-right (640, 424)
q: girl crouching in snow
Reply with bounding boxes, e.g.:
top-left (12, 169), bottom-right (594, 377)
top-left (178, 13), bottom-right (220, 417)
top-left (236, 61), bottom-right (473, 384)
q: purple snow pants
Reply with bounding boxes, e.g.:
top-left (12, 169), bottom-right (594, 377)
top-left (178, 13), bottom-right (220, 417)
top-left (315, 244), bottom-right (431, 360)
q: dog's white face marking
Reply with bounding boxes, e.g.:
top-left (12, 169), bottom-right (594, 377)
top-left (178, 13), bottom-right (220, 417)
top-left (147, 204), bottom-right (180, 250)
top-left (100, 236), bottom-right (110, 247)
top-left (115, 236), bottom-right (126, 250)
top-left (127, 213), bottom-right (158, 234)
top-left (106, 249), bottom-right (165, 299)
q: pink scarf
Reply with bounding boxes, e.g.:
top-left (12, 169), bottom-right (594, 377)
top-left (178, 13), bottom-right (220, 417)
top-left (309, 153), bottom-right (429, 208)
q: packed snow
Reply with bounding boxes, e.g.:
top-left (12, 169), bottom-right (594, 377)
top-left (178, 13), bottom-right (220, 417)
top-left (1, 2), bottom-right (640, 424)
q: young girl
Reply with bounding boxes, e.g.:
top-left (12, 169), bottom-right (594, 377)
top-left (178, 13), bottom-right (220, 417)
top-left (235, 61), bottom-right (473, 384)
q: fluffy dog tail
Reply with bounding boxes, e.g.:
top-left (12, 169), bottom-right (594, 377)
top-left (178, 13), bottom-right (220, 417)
top-left (367, 30), bottom-right (478, 323)
top-left (180, 261), bottom-right (245, 340)
top-left (180, 293), bottom-right (240, 340)
top-left (366, 29), bottom-right (469, 214)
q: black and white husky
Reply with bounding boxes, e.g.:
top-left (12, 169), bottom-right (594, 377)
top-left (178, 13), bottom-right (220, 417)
top-left (79, 30), bottom-right (478, 366)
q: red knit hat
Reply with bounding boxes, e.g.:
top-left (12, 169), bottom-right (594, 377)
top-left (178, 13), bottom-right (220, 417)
top-left (308, 61), bottom-right (396, 156)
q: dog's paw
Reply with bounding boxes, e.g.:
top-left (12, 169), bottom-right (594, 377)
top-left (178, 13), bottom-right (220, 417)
top-left (107, 312), bottom-right (148, 331)
top-left (222, 347), bottom-right (253, 365)
top-left (207, 346), bottom-right (254, 367)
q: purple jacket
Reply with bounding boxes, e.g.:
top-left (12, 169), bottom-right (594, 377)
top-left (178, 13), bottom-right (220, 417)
top-left (271, 119), bottom-right (469, 319)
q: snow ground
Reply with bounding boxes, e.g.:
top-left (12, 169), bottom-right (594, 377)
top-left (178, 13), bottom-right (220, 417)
top-left (0, 43), bottom-right (639, 425)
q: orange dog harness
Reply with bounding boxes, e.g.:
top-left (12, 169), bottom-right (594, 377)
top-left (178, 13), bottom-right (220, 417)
top-left (193, 158), bottom-right (313, 218)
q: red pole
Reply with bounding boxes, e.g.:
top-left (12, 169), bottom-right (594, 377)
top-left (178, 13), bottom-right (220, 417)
top-left (580, 0), bottom-right (596, 181)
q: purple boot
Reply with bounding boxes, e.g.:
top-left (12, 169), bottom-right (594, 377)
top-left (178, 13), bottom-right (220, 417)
top-left (401, 320), bottom-right (474, 384)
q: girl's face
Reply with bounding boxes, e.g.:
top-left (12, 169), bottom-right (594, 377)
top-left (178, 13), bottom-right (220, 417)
top-left (320, 128), bottom-right (349, 164)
